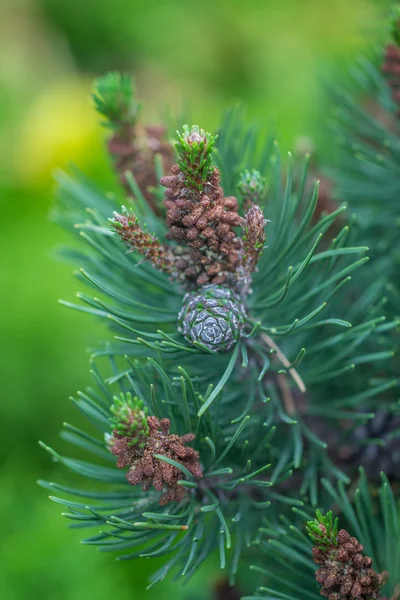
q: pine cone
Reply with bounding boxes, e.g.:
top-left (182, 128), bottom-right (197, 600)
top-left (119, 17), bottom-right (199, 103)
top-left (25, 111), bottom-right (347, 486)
top-left (178, 284), bottom-right (246, 352)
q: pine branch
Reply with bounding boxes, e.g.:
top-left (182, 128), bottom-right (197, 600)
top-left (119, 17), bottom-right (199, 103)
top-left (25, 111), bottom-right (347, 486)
top-left (246, 471), bottom-right (400, 600)
top-left (50, 104), bottom-right (399, 505)
top-left (325, 47), bottom-right (400, 322)
top-left (41, 68), bottom-right (400, 590)
top-left (259, 332), bottom-right (306, 396)
top-left (39, 360), bottom-right (283, 580)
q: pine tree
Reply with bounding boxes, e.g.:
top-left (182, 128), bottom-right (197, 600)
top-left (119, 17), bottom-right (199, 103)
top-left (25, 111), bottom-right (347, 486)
top-left (39, 11), bottom-right (399, 598)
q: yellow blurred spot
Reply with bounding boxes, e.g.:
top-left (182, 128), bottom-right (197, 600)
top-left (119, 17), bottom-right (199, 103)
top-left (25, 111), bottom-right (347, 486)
top-left (14, 76), bottom-right (100, 186)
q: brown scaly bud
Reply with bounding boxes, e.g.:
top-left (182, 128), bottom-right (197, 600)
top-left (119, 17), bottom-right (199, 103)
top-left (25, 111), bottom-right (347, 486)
top-left (241, 204), bottom-right (268, 274)
top-left (93, 73), bottom-right (174, 214)
top-left (160, 125), bottom-right (244, 289)
top-left (307, 511), bottom-right (387, 600)
top-left (382, 43), bottom-right (400, 117)
top-left (108, 124), bottom-right (175, 214)
top-left (110, 416), bottom-right (202, 505)
top-left (110, 206), bottom-right (176, 274)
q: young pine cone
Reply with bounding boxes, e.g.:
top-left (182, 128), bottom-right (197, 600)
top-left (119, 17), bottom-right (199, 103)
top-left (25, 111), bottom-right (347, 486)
top-left (178, 284), bottom-right (246, 352)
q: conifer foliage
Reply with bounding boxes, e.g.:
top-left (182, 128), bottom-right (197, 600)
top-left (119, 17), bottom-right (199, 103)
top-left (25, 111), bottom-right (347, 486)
top-left (40, 10), bottom-right (399, 597)
top-left (246, 471), bottom-right (400, 600)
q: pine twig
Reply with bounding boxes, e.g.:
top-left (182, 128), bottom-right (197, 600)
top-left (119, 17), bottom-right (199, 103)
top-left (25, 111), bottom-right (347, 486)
top-left (260, 332), bottom-right (306, 414)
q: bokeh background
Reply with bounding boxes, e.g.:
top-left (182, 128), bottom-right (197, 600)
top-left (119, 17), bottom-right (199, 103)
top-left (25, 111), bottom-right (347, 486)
top-left (0, 0), bottom-right (393, 598)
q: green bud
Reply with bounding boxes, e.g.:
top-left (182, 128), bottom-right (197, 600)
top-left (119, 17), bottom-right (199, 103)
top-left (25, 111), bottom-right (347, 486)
top-left (175, 125), bottom-right (218, 194)
top-left (306, 509), bottom-right (339, 548)
top-left (92, 72), bottom-right (140, 130)
top-left (110, 392), bottom-right (149, 447)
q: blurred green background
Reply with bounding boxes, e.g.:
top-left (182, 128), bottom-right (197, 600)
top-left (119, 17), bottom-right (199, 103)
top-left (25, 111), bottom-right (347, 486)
top-left (0, 0), bottom-right (392, 598)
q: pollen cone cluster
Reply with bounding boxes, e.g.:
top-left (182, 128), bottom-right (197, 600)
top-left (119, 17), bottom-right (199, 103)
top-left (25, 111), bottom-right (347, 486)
top-left (110, 408), bottom-right (203, 505)
top-left (312, 526), bottom-right (387, 600)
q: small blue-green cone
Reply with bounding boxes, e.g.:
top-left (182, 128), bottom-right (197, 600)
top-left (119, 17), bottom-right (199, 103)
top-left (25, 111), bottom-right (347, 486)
top-left (178, 285), bottom-right (246, 352)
